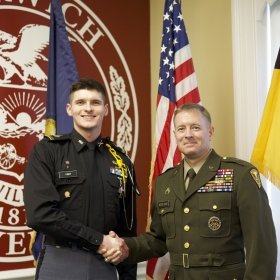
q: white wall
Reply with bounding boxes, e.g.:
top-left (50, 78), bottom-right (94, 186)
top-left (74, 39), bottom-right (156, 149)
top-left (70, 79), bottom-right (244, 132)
top-left (231, 0), bottom-right (280, 278)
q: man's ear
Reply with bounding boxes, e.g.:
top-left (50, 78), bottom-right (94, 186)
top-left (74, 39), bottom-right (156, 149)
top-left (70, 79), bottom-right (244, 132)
top-left (66, 103), bottom-right (72, 117)
top-left (104, 104), bottom-right (109, 116)
top-left (209, 126), bottom-right (214, 139)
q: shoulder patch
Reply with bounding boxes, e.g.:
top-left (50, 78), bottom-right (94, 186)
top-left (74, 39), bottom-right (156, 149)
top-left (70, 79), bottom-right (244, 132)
top-left (250, 169), bottom-right (262, 189)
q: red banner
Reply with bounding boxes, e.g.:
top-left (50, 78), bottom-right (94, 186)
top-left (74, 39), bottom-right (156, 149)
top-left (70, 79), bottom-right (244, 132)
top-left (0, 0), bottom-right (150, 276)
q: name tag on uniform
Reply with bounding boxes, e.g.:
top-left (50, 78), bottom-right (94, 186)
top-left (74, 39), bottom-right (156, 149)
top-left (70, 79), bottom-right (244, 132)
top-left (58, 170), bottom-right (78, 178)
top-left (158, 201), bottom-right (170, 208)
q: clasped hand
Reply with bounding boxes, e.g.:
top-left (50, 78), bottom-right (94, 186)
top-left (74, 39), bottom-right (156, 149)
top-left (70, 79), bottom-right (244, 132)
top-left (97, 231), bottom-right (129, 265)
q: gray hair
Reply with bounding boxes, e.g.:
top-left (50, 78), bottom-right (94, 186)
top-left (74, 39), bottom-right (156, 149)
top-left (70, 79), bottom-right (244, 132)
top-left (174, 103), bottom-right (212, 124)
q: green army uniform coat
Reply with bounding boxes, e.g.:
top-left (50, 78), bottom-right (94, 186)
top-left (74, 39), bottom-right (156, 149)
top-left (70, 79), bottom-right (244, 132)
top-left (125, 150), bottom-right (277, 279)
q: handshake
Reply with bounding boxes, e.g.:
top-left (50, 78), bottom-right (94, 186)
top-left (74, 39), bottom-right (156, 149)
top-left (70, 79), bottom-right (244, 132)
top-left (97, 231), bottom-right (129, 265)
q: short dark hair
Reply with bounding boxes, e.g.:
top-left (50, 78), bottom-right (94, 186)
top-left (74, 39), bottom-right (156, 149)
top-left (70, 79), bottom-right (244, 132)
top-left (174, 103), bottom-right (212, 124)
top-left (69, 78), bottom-right (106, 102)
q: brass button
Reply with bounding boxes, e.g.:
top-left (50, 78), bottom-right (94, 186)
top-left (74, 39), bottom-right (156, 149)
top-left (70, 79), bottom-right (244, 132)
top-left (184, 207), bottom-right (190, 214)
top-left (184, 242), bottom-right (190, 249)
top-left (64, 191), bottom-right (71, 198)
top-left (160, 209), bottom-right (165, 213)
top-left (213, 205), bottom-right (218, 210)
top-left (184, 225), bottom-right (190, 232)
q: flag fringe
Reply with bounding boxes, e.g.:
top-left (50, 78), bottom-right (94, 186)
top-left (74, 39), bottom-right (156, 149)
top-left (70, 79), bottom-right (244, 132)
top-left (257, 165), bottom-right (280, 189)
top-left (146, 141), bottom-right (157, 232)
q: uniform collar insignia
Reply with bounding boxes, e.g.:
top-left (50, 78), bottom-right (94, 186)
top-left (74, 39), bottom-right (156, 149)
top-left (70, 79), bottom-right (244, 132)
top-left (165, 187), bottom-right (171, 194)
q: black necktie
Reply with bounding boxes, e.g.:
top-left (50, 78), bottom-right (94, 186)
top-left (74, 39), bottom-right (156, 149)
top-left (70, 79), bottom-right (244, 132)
top-left (185, 168), bottom-right (196, 190)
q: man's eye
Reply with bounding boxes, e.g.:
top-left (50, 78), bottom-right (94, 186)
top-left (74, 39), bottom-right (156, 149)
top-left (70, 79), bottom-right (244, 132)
top-left (91, 101), bottom-right (102, 105)
top-left (192, 126), bottom-right (200, 130)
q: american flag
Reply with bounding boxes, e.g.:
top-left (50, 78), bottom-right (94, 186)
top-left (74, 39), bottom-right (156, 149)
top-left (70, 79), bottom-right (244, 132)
top-left (146, 0), bottom-right (200, 278)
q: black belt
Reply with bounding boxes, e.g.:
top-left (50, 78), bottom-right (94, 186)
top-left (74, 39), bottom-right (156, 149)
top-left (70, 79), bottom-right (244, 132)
top-left (170, 251), bottom-right (244, 268)
top-left (45, 239), bottom-right (92, 253)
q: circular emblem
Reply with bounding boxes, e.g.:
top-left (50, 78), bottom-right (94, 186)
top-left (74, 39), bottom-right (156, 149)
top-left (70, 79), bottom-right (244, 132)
top-left (0, 1), bottom-right (138, 159)
top-left (0, 0), bottom-right (138, 272)
top-left (208, 216), bottom-right (222, 231)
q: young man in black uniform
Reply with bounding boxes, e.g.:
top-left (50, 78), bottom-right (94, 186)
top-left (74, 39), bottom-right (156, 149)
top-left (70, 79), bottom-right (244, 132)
top-left (24, 78), bottom-right (138, 279)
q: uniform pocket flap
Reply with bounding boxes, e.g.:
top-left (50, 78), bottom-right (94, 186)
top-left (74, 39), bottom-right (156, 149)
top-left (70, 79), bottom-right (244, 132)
top-left (199, 193), bottom-right (231, 211)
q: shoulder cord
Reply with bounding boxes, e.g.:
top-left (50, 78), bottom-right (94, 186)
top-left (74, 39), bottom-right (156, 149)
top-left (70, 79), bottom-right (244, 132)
top-left (105, 143), bottom-right (128, 192)
top-left (105, 143), bottom-right (134, 230)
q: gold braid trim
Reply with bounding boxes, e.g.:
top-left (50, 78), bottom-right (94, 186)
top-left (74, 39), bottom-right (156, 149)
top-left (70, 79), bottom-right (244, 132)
top-left (106, 142), bottom-right (134, 230)
top-left (105, 143), bottom-right (128, 195)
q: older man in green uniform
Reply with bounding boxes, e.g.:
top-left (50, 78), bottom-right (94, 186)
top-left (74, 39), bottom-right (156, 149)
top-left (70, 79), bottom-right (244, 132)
top-left (102, 103), bottom-right (277, 280)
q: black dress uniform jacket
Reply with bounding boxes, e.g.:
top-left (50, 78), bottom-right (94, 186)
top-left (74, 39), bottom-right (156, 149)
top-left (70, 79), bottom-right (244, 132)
top-left (24, 130), bottom-right (138, 279)
top-left (125, 149), bottom-right (277, 280)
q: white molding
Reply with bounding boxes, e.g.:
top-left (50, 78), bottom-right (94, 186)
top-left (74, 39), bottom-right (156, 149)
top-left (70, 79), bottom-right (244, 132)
top-left (231, 0), bottom-right (260, 160)
top-left (255, 0), bottom-right (267, 20)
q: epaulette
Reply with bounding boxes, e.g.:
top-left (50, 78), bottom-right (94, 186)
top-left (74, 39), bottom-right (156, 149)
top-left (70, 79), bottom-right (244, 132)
top-left (160, 164), bottom-right (179, 176)
top-left (103, 137), bottom-right (127, 156)
top-left (221, 156), bottom-right (253, 167)
top-left (43, 134), bottom-right (70, 142)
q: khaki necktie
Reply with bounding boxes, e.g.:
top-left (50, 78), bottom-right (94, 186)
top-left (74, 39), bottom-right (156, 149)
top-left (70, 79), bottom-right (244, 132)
top-left (185, 168), bottom-right (196, 191)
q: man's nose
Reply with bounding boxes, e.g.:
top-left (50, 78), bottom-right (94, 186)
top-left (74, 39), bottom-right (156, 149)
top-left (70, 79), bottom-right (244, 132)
top-left (85, 102), bottom-right (92, 110)
top-left (184, 128), bottom-right (193, 137)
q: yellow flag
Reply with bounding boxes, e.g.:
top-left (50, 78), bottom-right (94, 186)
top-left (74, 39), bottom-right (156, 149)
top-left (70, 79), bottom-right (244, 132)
top-left (251, 49), bottom-right (280, 188)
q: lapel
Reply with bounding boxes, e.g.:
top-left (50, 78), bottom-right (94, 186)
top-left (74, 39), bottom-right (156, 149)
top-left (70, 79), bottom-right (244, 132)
top-left (168, 162), bottom-right (185, 202)
top-left (184, 150), bottom-right (221, 200)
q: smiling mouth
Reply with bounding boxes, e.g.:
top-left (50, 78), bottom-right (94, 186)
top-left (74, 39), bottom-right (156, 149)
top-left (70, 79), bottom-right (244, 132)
top-left (184, 143), bottom-right (197, 148)
top-left (185, 141), bottom-right (196, 145)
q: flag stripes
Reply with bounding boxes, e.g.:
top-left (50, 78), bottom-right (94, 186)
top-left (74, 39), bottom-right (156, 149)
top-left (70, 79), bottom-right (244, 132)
top-left (146, 0), bottom-right (201, 278)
